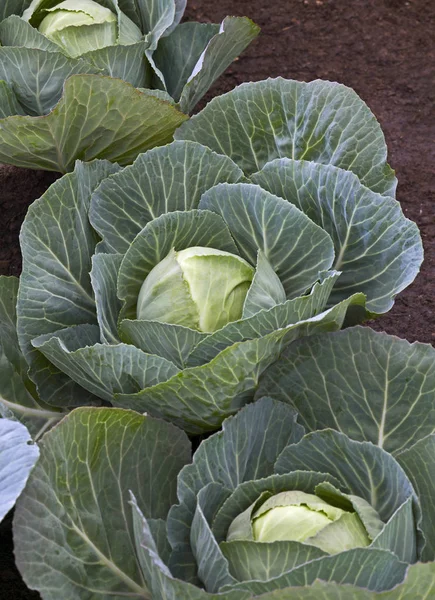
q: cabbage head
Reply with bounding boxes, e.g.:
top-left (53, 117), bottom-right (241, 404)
top-left (0, 0), bottom-right (259, 171)
top-left (12, 327), bottom-right (435, 598)
top-left (24, 0), bottom-right (142, 56)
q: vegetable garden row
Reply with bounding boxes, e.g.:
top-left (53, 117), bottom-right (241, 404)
top-left (1, 1), bottom-right (434, 598)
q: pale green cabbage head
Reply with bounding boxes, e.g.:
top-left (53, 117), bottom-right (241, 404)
top-left (137, 247), bottom-right (255, 333)
top-left (24, 0), bottom-right (142, 56)
top-left (228, 490), bottom-right (378, 554)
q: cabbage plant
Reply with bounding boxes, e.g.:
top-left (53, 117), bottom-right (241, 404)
top-left (0, 80), bottom-right (422, 435)
top-left (0, 1), bottom-right (258, 171)
top-left (10, 327), bottom-right (435, 597)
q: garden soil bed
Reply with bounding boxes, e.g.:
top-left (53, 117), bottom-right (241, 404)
top-left (1, 0), bottom-right (434, 596)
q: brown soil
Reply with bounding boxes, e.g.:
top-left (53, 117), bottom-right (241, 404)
top-left (189, 0), bottom-right (435, 345)
top-left (1, 0), bottom-right (434, 596)
top-left (0, 166), bottom-right (60, 277)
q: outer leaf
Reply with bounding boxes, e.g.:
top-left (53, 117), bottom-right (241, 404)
top-left (135, 0), bottom-right (175, 43)
top-left (179, 17), bottom-right (261, 114)
top-left (0, 74), bottom-right (188, 172)
top-left (0, 81), bottom-right (26, 118)
top-left (245, 563), bottom-right (435, 599)
top-left (397, 435), bottom-right (435, 561)
top-left (276, 430), bottom-right (415, 523)
top-left (130, 492), bottom-right (173, 588)
top-left (141, 0), bottom-right (177, 90)
top-left (257, 327), bottom-right (435, 455)
top-left (178, 397), bottom-right (304, 497)
top-left (0, 16), bottom-right (60, 51)
top-left (90, 253), bottom-right (123, 343)
top-left (113, 295), bottom-right (365, 434)
top-left (90, 140), bottom-right (243, 254)
top-left (14, 407), bottom-right (191, 600)
top-left (0, 334), bottom-right (62, 438)
top-left (167, 398), bottom-right (304, 584)
top-left (132, 493), bottom-right (250, 600)
top-left (153, 22), bottom-right (219, 102)
top-left (111, 0), bottom-right (145, 44)
top-left (227, 548), bottom-right (406, 594)
top-left (176, 77), bottom-right (397, 195)
top-left (0, 276), bottom-right (31, 381)
top-left (0, 277), bottom-right (64, 437)
top-left (191, 484), bottom-right (237, 592)
top-left (17, 160), bottom-right (119, 406)
top-left (171, 0), bottom-right (186, 32)
top-left (0, 47), bottom-right (101, 115)
top-left (117, 209), bottom-right (239, 320)
top-left (116, 0), bottom-right (142, 28)
top-left (0, 419), bottom-right (39, 522)
top-left (252, 160), bottom-right (422, 313)
top-left (33, 327), bottom-right (180, 403)
top-left (120, 320), bottom-right (207, 369)
top-left (220, 540), bottom-right (326, 582)
top-left (138, 87), bottom-right (176, 104)
top-left (199, 183), bottom-right (335, 299)
top-left (0, 0), bottom-right (32, 20)
top-left (82, 41), bottom-right (151, 88)
top-left (147, 518), bottom-right (172, 566)
top-left (370, 496), bottom-right (418, 564)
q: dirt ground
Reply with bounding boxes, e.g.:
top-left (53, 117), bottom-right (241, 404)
top-left (1, 0), bottom-right (434, 596)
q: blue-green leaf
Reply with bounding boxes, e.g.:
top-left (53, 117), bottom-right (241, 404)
top-left (90, 140), bottom-right (243, 254)
top-left (0, 419), bottom-right (39, 522)
top-left (17, 160), bottom-right (117, 406)
top-left (178, 17), bottom-right (260, 114)
top-left (33, 327), bottom-right (179, 403)
top-left (199, 183), bottom-right (334, 299)
top-left (0, 276), bottom-right (64, 435)
top-left (176, 78), bottom-right (396, 196)
top-left (90, 253), bottom-right (123, 344)
top-left (252, 160), bottom-right (422, 313)
top-left (257, 327), bottom-right (435, 455)
top-left (14, 407), bottom-right (191, 599)
top-left (0, 74), bottom-right (188, 172)
top-left (397, 435), bottom-right (435, 561)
